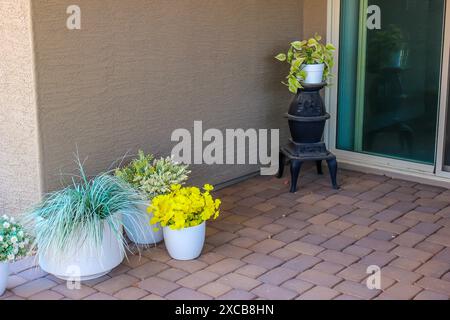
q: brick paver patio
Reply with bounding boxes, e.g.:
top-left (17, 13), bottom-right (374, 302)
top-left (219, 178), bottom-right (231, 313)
top-left (2, 166), bottom-right (450, 300)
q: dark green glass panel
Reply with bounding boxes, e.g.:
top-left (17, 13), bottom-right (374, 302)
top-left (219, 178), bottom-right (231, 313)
top-left (337, 0), bottom-right (445, 164)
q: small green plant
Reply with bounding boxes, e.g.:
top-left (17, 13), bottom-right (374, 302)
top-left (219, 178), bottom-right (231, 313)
top-left (368, 24), bottom-right (407, 70)
top-left (0, 215), bottom-right (31, 262)
top-left (275, 34), bottom-right (336, 93)
top-left (25, 160), bottom-right (142, 257)
top-left (369, 25), bottom-right (405, 56)
top-left (115, 151), bottom-right (190, 200)
top-left (114, 151), bottom-right (154, 194)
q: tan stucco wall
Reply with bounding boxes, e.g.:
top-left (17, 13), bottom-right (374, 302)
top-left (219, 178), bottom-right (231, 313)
top-left (31, 0), bottom-right (304, 191)
top-left (0, 0), bottom-right (41, 216)
top-left (1, 1), bottom-right (330, 214)
top-left (303, 0), bottom-right (328, 39)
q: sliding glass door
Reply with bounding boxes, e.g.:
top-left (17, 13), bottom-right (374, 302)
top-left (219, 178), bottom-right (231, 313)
top-left (336, 0), bottom-right (446, 165)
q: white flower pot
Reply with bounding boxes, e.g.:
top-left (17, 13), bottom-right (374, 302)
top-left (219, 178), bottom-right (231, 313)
top-left (0, 262), bottom-right (9, 297)
top-left (385, 48), bottom-right (409, 69)
top-left (301, 63), bottom-right (325, 84)
top-left (124, 203), bottom-right (163, 245)
top-left (39, 214), bottom-right (124, 281)
top-left (163, 222), bottom-right (205, 261)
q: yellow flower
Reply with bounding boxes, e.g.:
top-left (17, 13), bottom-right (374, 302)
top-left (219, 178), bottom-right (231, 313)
top-left (148, 184), bottom-right (221, 230)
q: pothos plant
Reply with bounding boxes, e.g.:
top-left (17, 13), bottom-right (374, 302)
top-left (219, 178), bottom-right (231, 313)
top-left (115, 150), bottom-right (190, 200)
top-left (369, 24), bottom-right (405, 57)
top-left (368, 24), bottom-right (407, 70)
top-left (275, 34), bottom-right (336, 93)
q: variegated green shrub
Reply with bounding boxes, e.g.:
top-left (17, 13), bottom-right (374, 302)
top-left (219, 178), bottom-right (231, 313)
top-left (115, 150), bottom-right (190, 200)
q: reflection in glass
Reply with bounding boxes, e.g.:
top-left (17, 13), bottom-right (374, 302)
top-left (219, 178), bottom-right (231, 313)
top-left (337, 0), bottom-right (445, 164)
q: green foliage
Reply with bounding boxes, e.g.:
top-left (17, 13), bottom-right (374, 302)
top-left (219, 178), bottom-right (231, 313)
top-left (275, 34), bottom-right (336, 93)
top-left (25, 160), bottom-right (142, 258)
top-left (115, 151), bottom-right (154, 193)
top-left (0, 215), bottom-right (31, 262)
top-left (369, 24), bottom-right (405, 55)
top-left (115, 151), bottom-right (190, 200)
top-left (368, 24), bottom-right (406, 70)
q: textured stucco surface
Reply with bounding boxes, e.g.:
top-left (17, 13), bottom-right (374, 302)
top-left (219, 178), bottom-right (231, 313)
top-left (303, 0), bottom-right (328, 39)
top-left (0, 0), bottom-right (41, 215)
top-left (1, 1), bottom-right (329, 215)
top-left (31, 0), bottom-right (304, 191)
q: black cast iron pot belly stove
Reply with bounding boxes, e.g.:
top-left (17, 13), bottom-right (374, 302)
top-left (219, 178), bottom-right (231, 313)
top-left (278, 82), bottom-right (339, 193)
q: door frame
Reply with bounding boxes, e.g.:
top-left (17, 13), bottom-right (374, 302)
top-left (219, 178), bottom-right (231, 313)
top-left (325, 0), bottom-right (450, 186)
top-left (436, 0), bottom-right (450, 178)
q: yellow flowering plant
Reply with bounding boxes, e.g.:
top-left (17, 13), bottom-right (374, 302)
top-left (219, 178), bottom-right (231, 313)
top-left (148, 184), bottom-right (221, 230)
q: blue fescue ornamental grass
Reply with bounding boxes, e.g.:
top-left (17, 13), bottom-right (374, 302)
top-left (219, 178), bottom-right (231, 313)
top-left (25, 160), bottom-right (142, 259)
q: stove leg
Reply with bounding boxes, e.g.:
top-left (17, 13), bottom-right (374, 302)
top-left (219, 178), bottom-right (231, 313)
top-left (327, 158), bottom-right (339, 189)
top-left (277, 152), bottom-right (286, 179)
top-left (316, 160), bottom-right (323, 175)
top-left (290, 160), bottom-right (303, 193)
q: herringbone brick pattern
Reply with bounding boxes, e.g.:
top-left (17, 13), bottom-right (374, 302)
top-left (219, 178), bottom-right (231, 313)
top-left (2, 166), bottom-right (450, 300)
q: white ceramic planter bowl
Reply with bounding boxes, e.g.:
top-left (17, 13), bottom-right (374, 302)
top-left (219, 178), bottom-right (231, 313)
top-left (39, 214), bottom-right (125, 281)
top-left (302, 63), bottom-right (325, 84)
top-left (163, 222), bottom-right (205, 261)
top-left (0, 262), bottom-right (8, 297)
top-left (124, 203), bottom-right (163, 245)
